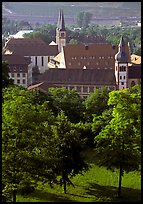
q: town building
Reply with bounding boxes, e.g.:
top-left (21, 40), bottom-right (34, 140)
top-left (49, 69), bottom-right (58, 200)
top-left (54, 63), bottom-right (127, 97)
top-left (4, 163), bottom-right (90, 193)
top-left (2, 54), bottom-right (32, 87)
top-left (3, 38), bottom-right (58, 85)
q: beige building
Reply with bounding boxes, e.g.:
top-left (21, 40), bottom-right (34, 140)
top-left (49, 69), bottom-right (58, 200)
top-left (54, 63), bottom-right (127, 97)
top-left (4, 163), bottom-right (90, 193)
top-left (3, 38), bottom-right (58, 85)
top-left (2, 54), bottom-right (32, 87)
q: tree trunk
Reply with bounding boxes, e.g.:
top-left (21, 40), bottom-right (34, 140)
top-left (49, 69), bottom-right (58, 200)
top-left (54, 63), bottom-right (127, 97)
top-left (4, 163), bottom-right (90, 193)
top-left (63, 179), bottom-right (67, 194)
top-left (62, 172), bottom-right (67, 194)
top-left (13, 190), bottom-right (17, 203)
top-left (118, 164), bottom-right (122, 198)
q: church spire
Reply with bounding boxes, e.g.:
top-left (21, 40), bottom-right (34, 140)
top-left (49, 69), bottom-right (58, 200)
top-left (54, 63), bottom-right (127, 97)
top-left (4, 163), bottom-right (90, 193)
top-left (115, 36), bottom-right (128, 62)
top-left (56, 9), bottom-right (66, 52)
top-left (57, 9), bottom-right (65, 31)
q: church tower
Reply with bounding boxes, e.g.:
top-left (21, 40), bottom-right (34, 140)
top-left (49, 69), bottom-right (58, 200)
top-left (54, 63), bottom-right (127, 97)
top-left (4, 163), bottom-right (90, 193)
top-left (56, 10), bottom-right (66, 52)
top-left (115, 36), bottom-right (129, 90)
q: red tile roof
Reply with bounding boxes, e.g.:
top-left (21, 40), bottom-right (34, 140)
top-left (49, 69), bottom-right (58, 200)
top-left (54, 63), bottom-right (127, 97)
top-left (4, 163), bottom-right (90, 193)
top-left (62, 43), bottom-right (130, 69)
top-left (3, 38), bottom-right (58, 56)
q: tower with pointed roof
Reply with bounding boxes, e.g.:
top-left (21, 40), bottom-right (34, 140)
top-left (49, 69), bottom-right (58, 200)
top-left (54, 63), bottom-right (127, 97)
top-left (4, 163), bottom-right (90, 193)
top-left (115, 36), bottom-right (129, 90)
top-left (56, 10), bottom-right (66, 52)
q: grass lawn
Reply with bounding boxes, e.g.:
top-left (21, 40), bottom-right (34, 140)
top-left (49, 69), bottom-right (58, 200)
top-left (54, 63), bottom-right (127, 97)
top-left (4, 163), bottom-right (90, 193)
top-left (17, 148), bottom-right (141, 202)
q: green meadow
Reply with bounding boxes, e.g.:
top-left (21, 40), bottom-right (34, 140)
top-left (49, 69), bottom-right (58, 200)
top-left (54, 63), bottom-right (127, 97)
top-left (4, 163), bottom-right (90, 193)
top-left (17, 148), bottom-right (141, 202)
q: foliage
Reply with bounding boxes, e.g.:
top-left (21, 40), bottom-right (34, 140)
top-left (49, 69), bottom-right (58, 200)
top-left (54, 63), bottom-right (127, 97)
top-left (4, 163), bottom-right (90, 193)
top-left (51, 111), bottom-right (89, 193)
top-left (94, 87), bottom-right (141, 197)
top-left (2, 61), bottom-right (14, 88)
top-left (68, 38), bottom-right (79, 44)
top-left (48, 87), bottom-right (85, 123)
top-left (83, 86), bottom-right (110, 122)
top-left (2, 86), bottom-right (55, 202)
top-left (76, 11), bottom-right (92, 29)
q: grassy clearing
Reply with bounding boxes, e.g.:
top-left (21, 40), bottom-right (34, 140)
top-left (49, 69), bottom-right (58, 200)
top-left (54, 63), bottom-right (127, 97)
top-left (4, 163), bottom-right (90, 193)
top-left (17, 148), bottom-right (141, 202)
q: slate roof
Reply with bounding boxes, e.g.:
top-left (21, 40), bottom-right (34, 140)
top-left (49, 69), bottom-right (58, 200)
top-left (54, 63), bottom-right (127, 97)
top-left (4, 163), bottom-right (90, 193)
top-left (2, 54), bottom-right (31, 65)
top-left (3, 38), bottom-right (58, 56)
top-left (128, 65), bottom-right (141, 79)
top-left (38, 68), bottom-right (116, 86)
top-left (2, 54), bottom-right (31, 73)
top-left (57, 10), bottom-right (66, 31)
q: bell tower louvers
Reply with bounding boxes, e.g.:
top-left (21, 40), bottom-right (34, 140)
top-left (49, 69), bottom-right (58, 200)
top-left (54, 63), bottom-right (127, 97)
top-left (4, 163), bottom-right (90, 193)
top-left (56, 10), bottom-right (66, 52)
top-left (115, 36), bottom-right (129, 90)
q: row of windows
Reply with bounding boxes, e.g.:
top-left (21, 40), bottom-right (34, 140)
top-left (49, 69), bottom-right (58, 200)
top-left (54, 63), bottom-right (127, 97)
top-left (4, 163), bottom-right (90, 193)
top-left (17, 79), bottom-right (26, 84)
top-left (11, 73), bottom-right (26, 78)
top-left (120, 75), bottom-right (126, 80)
top-left (11, 67), bottom-right (26, 72)
top-left (56, 85), bottom-right (115, 93)
top-left (71, 56), bottom-right (114, 60)
top-left (69, 62), bottom-right (110, 66)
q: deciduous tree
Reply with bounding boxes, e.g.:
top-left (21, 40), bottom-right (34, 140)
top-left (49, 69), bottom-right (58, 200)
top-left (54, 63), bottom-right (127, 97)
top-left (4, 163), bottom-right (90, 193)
top-left (94, 88), bottom-right (141, 197)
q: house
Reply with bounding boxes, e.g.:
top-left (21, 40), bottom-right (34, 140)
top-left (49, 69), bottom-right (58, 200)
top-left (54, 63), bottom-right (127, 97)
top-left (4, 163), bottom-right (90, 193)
top-left (2, 54), bottom-right (32, 87)
top-left (3, 38), bottom-right (59, 85)
top-left (28, 68), bottom-right (116, 98)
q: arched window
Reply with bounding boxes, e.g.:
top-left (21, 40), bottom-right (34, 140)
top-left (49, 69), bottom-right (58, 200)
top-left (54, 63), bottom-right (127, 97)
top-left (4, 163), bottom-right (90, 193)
top-left (131, 81), bottom-right (136, 87)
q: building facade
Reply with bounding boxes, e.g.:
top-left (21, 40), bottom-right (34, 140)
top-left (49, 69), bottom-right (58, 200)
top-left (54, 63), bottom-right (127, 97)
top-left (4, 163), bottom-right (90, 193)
top-left (2, 54), bottom-right (32, 87)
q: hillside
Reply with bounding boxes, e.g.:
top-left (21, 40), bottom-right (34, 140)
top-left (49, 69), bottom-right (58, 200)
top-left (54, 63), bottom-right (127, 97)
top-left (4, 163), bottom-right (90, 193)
top-left (2, 2), bottom-right (141, 26)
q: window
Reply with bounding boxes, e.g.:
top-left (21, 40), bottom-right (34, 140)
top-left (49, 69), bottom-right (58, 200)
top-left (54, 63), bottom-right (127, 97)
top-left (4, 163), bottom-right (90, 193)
top-left (83, 86), bottom-right (88, 93)
top-left (78, 62), bottom-right (81, 66)
top-left (69, 62), bottom-right (71, 66)
top-left (41, 56), bottom-right (44, 66)
top-left (89, 86), bottom-right (94, 92)
top-left (17, 73), bottom-right (20, 77)
top-left (76, 86), bottom-right (81, 92)
top-left (17, 79), bottom-right (20, 84)
top-left (121, 82), bottom-right (124, 85)
top-left (119, 66), bottom-right (126, 71)
top-left (23, 73), bottom-right (26, 77)
top-left (23, 79), bottom-right (26, 84)
top-left (35, 56), bottom-right (37, 66)
top-left (48, 56), bottom-right (50, 62)
top-left (69, 86), bottom-right (74, 90)
top-left (131, 81), bottom-right (136, 87)
top-left (120, 76), bottom-right (122, 80)
top-left (60, 32), bottom-right (65, 37)
top-left (123, 76), bottom-right (126, 79)
top-left (11, 73), bottom-right (14, 78)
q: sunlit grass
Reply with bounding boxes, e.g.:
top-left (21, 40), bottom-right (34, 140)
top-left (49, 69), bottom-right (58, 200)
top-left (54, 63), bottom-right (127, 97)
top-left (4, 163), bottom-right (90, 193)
top-left (17, 151), bottom-right (141, 202)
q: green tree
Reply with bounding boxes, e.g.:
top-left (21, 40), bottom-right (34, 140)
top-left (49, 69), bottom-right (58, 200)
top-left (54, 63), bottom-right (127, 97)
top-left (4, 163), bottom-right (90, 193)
top-left (52, 111), bottom-right (88, 194)
top-left (76, 11), bottom-right (92, 29)
top-left (2, 61), bottom-right (14, 88)
top-left (83, 86), bottom-right (110, 122)
top-left (49, 87), bottom-right (85, 123)
top-left (94, 88), bottom-right (141, 197)
top-left (69, 38), bottom-right (79, 44)
top-left (2, 86), bottom-right (55, 202)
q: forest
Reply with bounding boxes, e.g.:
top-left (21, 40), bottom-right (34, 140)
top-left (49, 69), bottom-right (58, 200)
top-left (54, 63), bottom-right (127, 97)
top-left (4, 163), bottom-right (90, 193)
top-left (2, 62), bottom-right (141, 202)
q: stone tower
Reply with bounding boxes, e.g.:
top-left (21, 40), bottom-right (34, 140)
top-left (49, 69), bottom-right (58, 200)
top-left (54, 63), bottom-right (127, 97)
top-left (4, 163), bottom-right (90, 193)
top-left (56, 10), bottom-right (66, 52)
top-left (115, 36), bottom-right (129, 90)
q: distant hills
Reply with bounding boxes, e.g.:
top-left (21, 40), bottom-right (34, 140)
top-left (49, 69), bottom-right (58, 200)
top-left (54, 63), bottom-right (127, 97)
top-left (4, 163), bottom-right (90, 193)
top-left (2, 2), bottom-right (141, 26)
